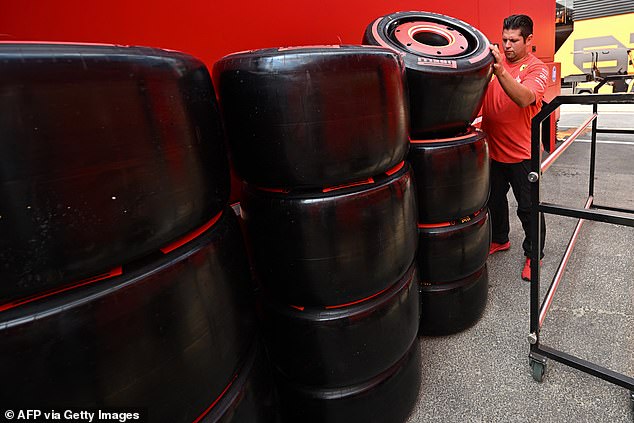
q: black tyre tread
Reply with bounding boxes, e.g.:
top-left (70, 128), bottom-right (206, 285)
top-left (263, 264), bottom-right (419, 388)
top-left (0, 43), bottom-right (230, 304)
top-left (419, 264), bottom-right (489, 336)
top-left (242, 164), bottom-right (417, 307)
top-left (213, 45), bottom-right (409, 188)
top-left (417, 208), bottom-right (491, 283)
top-left (200, 340), bottom-right (277, 423)
top-left (408, 127), bottom-right (490, 222)
top-left (277, 338), bottom-right (422, 423)
top-left (0, 210), bottom-right (254, 423)
top-left (363, 11), bottom-right (494, 138)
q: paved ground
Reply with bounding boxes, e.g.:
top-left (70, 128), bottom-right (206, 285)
top-left (406, 100), bottom-right (634, 422)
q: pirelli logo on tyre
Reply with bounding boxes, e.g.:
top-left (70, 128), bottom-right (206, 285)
top-left (417, 57), bottom-right (457, 68)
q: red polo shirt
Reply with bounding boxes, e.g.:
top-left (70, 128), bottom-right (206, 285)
top-left (481, 53), bottom-right (549, 163)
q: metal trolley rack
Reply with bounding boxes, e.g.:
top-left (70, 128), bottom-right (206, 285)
top-left (526, 91), bottom-right (634, 406)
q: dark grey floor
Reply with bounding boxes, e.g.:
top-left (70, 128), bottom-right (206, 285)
top-left (407, 110), bottom-right (634, 422)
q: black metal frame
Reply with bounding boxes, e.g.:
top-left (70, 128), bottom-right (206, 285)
top-left (593, 74), bottom-right (633, 94)
top-left (528, 93), bottom-right (634, 395)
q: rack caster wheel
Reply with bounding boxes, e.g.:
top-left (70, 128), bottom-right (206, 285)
top-left (529, 354), bottom-right (547, 382)
top-left (530, 361), bottom-right (545, 382)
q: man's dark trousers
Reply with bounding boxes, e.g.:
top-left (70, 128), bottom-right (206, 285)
top-left (489, 159), bottom-right (545, 258)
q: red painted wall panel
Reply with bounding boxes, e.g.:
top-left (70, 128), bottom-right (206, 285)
top-left (0, 1), bottom-right (555, 202)
top-left (0, 0), bottom-right (554, 69)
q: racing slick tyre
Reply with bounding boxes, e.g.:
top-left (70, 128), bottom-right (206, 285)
top-left (408, 127), bottom-right (489, 222)
top-left (363, 11), bottom-right (494, 138)
top-left (276, 338), bottom-right (421, 423)
top-left (262, 264), bottom-right (419, 388)
top-left (0, 43), bottom-right (230, 305)
top-left (199, 341), bottom-right (277, 423)
top-left (419, 264), bottom-right (488, 336)
top-left (241, 163), bottom-right (417, 307)
top-left (0, 209), bottom-right (255, 423)
top-left (417, 208), bottom-right (491, 283)
top-left (213, 45), bottom-right (409, 188)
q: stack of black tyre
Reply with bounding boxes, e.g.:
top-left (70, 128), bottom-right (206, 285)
top-left (364, 12), bottom-right (494, 335)
top-left (214, 46), bottom-right (421, 423)
top-left (0, 44), bottom-right (274, 422)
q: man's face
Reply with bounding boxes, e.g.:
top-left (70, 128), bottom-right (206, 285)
top-left (501, 28), bottom-right (532, 62)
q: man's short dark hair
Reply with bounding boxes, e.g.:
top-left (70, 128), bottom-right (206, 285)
top-left (503, 14), bottom-right (534, 40)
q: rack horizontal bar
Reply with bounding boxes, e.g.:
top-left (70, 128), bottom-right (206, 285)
top-left (539, 203), bottom-right (634, 227)
top-left (596, 128), bottom-right (634, 135)
top-left (592, 204), bottom-right (634, 214)
top-left (535, 344), bottom-right (634, 391)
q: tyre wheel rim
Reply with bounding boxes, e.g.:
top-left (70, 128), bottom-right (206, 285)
top-left (391, 20), bottom-right (477, 57)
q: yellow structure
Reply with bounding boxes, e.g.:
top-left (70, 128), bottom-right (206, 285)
top-left (556, 13), bottom-right (634, 79)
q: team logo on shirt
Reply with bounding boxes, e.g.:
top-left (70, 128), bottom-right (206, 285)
top-left (520, 64), bottom-right (527, 71)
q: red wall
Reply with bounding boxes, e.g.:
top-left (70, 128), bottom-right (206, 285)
top-left (0, 0), bottom-right (554, 69)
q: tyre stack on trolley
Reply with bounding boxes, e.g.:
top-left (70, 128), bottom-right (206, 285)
top-left (0, 44), bottom-right (275, 422)
top-left (364, 12), bottom-right (494, 335)
top-left (214, 46), bottom-right (421, 423)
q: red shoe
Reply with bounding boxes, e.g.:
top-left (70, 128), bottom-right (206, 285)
top-left (489, 241), bottom-right (510, 255)
top-left (522, 258), bottom-right (542, 281)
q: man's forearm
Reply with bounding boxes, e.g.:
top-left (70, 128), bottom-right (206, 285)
top-left (495, 69), bottom-right (536, 107)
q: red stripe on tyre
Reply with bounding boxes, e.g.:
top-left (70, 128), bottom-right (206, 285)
top-left (197, 341), bottom-right (276, 423)
top-left (417, 208), bottom-right (491, 283)
top-left (263, 264), bottom-right (419, 388)
top-left (241, 164), bottom-right (417, 307)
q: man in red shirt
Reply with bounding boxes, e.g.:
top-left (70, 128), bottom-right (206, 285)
top-left (482, 14), bottom-right (549, 281)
